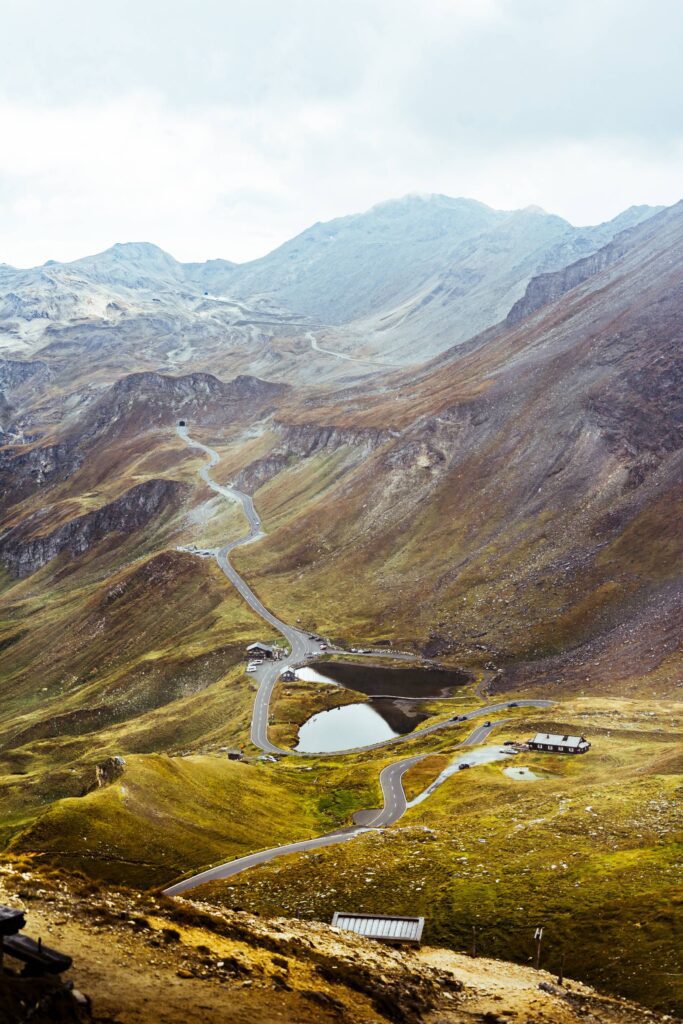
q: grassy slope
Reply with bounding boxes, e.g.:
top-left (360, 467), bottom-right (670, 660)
top-left (2, 227), bottom-right (681, 1019)
top-left (200, 698), bottom-right (683, 1015)
top-left (9, 754), bottom-right (322, 888)
top-left (0, 431), bottom-right (279, 850)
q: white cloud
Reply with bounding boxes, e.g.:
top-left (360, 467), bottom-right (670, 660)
top-left (0, 0), bottom-right (681, 266)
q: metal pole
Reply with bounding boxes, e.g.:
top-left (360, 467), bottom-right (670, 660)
top-left (534, 927), bottom-right (543, 969)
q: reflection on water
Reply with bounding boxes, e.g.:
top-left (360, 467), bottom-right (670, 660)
top-left (295, 702), bottom-right (399, 752)
top-left (293, 659), bottom-right (469, 753)
top-left (307, 661), bottom-right (468, 698)
top-left (295, 666), bottom-right (338, 684)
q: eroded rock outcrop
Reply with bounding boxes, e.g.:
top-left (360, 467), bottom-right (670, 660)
top-left (234, 421), bottom-right (390, 492)
top-left (0, 358), bottom-right (49, 393)
top-left (0, 477), bottom-right (187, 576)
top-left (78, 371), bottom-right (287, 442)
top-left (0, 440), bottom-right (84, 507)
top-left (506, 204), bottom-right (672, 325)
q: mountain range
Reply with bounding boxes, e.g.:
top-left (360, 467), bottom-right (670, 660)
top-left (0, 195), bottom-right (661, 368)
top-left (0, 192), bottom-right (681, 1019)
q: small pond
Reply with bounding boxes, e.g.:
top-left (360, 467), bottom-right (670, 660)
top-left (293, 660), bottom-right (470, 753)
top-left (305, 660), bottom-right (469, 698)
top-left (408, 745), bottom-right (515, 807)
top-left (295, 702), bottom-right (400, 753)
top-left (503, 765), bottom-right (547, 782)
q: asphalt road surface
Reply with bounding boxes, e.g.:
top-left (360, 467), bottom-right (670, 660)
top-left (162, 711), bottom-right (536, 896)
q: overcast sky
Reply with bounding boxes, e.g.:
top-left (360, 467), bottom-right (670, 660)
top-left (1, 0), bottom-right (681, 266)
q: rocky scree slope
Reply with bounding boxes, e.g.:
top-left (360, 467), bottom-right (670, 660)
top-left (209, 195), bottom-right (661, 361)
top-left (0, 244), bottom-right (306, 387)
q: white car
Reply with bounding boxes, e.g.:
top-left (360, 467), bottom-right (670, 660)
top-left (246, 661), bottom-right (260, 673)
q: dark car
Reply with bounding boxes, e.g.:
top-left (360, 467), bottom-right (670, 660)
top-left (450, 714), bottom-right (464, 722)
top-left (503, 740), bottom-right (515, 745)
top-left (484, 720), bottom-right (492, 727)
top-left (509, 702), bottom-right (519, 708)
top-left (458, 762), bottom-right (471, 770)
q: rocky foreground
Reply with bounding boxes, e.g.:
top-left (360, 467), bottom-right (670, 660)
top-left (0, 861), bottom-right (674, 1024)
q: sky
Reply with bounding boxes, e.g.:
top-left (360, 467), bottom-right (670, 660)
top-left (1, 0), bottom-right (682, 267)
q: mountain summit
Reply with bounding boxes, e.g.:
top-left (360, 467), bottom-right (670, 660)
top-left (0, 194), bottom-right (663, 364)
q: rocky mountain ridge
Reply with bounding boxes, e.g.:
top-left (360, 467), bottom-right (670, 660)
top-left (74, 370), bottom-right (288, 443)
top-left (0, 195), bottom-right (663, 368)
top-left (0, 477), bottom-right (187, 576)
top-left (228, 200), bottom-right (682, 685)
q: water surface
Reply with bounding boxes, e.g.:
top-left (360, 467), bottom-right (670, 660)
top-left (503, 765), bottom-right (546, 781)
top-left (307, 660), bottom-right (469, 698)
top-left (295, 702), bottom-right (399, 753)
top-left (408, 746), bottom-right (515, 807)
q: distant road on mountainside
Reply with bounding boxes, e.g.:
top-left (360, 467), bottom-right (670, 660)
top-left (177, 424), bottom-right (320, 754)
top-left (306, 330), bottom-right (400, 367)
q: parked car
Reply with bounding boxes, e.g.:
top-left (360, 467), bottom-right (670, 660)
top-left (503, 739), bottom-right (515, 745)
top-left (246, 661), bottom-right (258, 673)
top-left (458, 762), bottom-right (471, 770)
top-left (319, 643), bottom-right (328, 650)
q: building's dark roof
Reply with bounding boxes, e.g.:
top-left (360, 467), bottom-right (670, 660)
top-left (332, 913), bottom-right (424, 943)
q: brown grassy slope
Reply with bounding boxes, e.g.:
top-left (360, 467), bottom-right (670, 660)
top-left (0, 860), bottom-right (672, 1024)
top-left (7, 753), bottom-right (322, 889)
top-left (229, 204), bottom-right (683, 691)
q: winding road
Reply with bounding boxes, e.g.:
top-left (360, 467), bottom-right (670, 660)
top-left (177, 425), bottom-right (322, 754)
top-left (306, 330), bottom-right (401, 368)
top-left (164, 426), bottom-right (552, 895)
